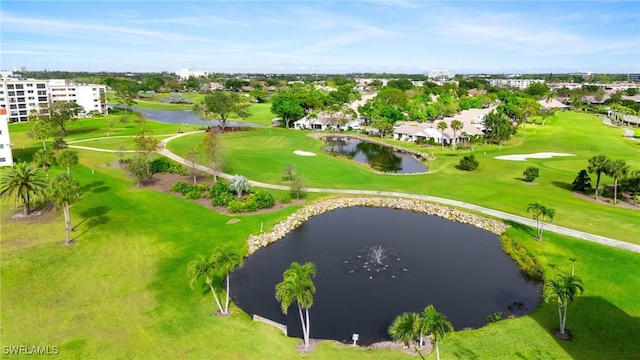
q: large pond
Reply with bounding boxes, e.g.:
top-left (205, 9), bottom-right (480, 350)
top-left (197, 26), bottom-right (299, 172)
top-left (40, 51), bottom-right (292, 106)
top-left (323, 137), bottom-right (427, 174)
top-left (114, 106), bottom-right (260, 127)
top-left (230, 207), bottom-right (541, 346)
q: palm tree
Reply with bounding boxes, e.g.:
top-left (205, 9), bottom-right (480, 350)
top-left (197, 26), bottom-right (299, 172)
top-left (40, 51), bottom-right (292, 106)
top-left (450, 120), bottom-right (463, 149)
top-left (606, 159), bottom-right (629, 205)
top-left (32, 148), bottom-right (56, 180)
top-left (527, 202), bottom-right (555, 240)
top-left (57, 149), bottom-right (79, 175)
top-left (229, 175), bottom-right (250, 199)
top-left (187, 255), bottom-right (224, 315)
top-left (437, 121), bottom-right (448, 149)
top-left (587, 154), bottom-right (610, 200)
top-left (0, 162), bottom-right (48, 215)
top-left (422, 305), bottom-right (454, 360)
top-left (211, 248), bottom-right (242, 315)
top-left (275, 262), bottom-right (317, 348)
top-left (389, 312), bottom-right (422, 356)
top-left (48, 174), bottom-right (80, 245)
top-left (544, 273), bottom-right (584, 336)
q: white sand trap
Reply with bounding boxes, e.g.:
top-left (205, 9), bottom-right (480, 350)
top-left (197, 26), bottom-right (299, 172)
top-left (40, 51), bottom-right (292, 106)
top-left (294, 150), bottom-right (316, 157)
top-left (495, 152), bottom-right (575, 161)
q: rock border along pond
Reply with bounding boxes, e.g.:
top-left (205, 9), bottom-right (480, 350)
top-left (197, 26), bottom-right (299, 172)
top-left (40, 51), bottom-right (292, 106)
top-left (247, 197), bottom-right (509, 254)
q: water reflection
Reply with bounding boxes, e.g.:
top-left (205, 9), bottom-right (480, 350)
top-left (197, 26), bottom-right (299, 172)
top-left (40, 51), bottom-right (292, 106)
top-left (323, 137), bottom-right (426, 174)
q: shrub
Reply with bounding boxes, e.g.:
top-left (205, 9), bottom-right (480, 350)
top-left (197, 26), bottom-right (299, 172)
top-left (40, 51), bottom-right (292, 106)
top-left (280, 194), bottom-right (292, 204)
top-left (150, 158), bottom-right (184, 174)
top-left (170, 181), bottom-right (192, 194)
top-left (486, 312), bottom-right (503, 323)
top-left (253, 191), bottom-right (275, 209)
top-left (598, 188), bottom-right (610, 198)
top-left (226, 200), bottom-right (245, 213)
top-left (571, 169), bottom-right (592, 192)
top-left (523, 166), bottom-right (539, 182)
top-left (212, 192), bottom-right (233, 207)
top-left (458, 155), bottom-right (479, 171)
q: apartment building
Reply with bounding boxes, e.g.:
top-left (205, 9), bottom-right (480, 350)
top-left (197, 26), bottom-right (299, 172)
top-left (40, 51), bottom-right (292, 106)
top-left (487, 78), bottom-right (545, 89)
top-left (0, 79), bottom-right (107, 123)
top-left (48, 79), bottom-right (108, 115)
top-left (0, 108), bottom-right (14, 167)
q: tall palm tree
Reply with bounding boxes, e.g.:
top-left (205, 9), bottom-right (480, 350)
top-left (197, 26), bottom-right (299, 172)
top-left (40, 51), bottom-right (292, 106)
top-left (57, 149), bottom-right (79, 175)
top-left (545, 273), bottom-right (584, 336)
top-left (0, 162), bottom-right (48, 215)
top-left (211, 248), bottom-right (242, 315)
top-left (606, 159), bottom-right (629, 205)
top-left (187, 255), bottom-right (224, 314)
top-left (422, 305), bottom-right (454, 360)
top-left (437, 121), bottom-right (448, 149)
top-left (450, 120), bottom-right (463, 149)
top-left (48, 174), bottom-right (80, 245)
top-left (527, 202), bottom-right (555, 240)
top-left (389, 312), bottom-right (423, 356)
top-left (32, 148), bottom-right (56, 180)
top-left (587, 154), bottom-right (610, 200)
top-left (275, 262), bottom-right (317, 348)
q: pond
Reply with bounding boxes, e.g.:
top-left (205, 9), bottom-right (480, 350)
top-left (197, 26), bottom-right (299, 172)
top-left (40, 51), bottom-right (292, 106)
top-left (115, 106), bottom-right (260, 127)
top-left (230, 207), bottom-right (541, 346)
top-left (323, 137), bottom-right (427, 174)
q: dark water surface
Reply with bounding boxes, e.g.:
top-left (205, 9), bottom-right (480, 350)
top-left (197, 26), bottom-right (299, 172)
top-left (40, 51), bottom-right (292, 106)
top-left (323, 137), bottom-right (427, 174)
top-left (125, 107), bottom-right (260, 127)
top-left (230, 207), bottom-right (541, 345)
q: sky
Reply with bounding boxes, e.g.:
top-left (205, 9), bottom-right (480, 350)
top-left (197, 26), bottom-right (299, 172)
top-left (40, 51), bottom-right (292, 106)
top-left (1, 0), bottom-right (639, 74)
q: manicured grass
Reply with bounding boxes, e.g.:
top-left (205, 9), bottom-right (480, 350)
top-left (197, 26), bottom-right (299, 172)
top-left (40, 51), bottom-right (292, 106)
top-left (2, 110), bottom-right (639, 359)
top-left (168, 112), bottom-right (640, 243)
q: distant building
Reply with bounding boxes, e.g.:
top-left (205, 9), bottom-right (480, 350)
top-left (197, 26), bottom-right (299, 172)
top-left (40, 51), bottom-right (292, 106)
top-left (488, 79), bottom-right (544, 89)
top-left (175, 68), bottom-right (209, 80)
top-left (628, 73), bottom-right (640, 82)
top-left (12, 66), bottom-right (27, 72)
top-left (0, 108), bottom-right (14, 167)
top-left (0, 79), bottom-right (107, 123)
top-left (427, 70), bottom-right (455, 80)
top-left (0, 70), bottom-right (20, 80)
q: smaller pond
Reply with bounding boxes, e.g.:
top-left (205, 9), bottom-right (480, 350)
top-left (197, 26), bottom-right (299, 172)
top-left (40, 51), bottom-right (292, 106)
top-left (323, 137), bottom-right (427, 174)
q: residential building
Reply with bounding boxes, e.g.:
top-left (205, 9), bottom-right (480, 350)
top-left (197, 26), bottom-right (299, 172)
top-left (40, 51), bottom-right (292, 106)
top-left (628, 73), bottom-right (640, 82)
top-left (0, 79), bottom-right (107, 123)
top-left (175, 68), bottom-right (209, 80)
top-left (0, 78), bottom-right (50, 123)
top-left (488, 79), bottom-right (545, 89)
top-left (427, 70), bottom-right (455, 80)
top-left (48, 79), bottom-right (107, 115)
top-left (0, 108), bottom-right (14, 167)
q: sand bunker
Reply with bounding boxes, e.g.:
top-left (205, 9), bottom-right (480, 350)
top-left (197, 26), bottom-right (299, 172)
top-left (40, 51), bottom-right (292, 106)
top-left (294, 150), bottom-right (316, 157)
top-left (495, 152), bottom-right (575, 161)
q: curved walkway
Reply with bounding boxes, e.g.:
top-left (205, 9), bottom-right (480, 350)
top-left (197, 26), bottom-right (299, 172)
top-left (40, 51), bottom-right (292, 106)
top-left (77, 131), bottom-right (640, 254)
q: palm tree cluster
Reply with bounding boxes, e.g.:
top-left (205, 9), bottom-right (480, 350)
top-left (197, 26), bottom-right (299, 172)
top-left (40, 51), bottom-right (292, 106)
top-left (275, 262), bottom-right (317, 349)
top-left (587, 154), bottom-right (636, 205)
top-left (1, 162), bottom-right (81, 245)
top-left (187, 248), bottom-right (242, 316)
top-left (527, 202), bottom-right (555, 240)
top-left (388, 305), bottom-right (454, 360)
top-left (545, 272), bottom-right (584, 337)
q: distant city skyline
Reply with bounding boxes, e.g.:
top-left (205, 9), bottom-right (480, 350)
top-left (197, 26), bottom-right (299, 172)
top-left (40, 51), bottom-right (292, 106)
top-left (1, 1), bottom-right (639, 74)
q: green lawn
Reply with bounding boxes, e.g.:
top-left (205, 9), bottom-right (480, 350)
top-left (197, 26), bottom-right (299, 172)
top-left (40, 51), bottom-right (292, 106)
top-left (2, 110), bottom-right (640, 359)
top-left (168, 112), bottom-right (640, 243)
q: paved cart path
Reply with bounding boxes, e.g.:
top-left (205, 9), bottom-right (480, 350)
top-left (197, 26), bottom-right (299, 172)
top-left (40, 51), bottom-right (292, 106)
top-left (72, 131), bottom-right (640, 254)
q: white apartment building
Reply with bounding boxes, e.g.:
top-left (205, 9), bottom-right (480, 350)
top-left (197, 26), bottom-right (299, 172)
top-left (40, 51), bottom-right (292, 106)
top-left (48, 79), bottom-right (107, 115)
top-left (0, 79), bottom-right (50, 123)
top-left (0, 108), bottom-right (14, 167)
top-left (0, 79), bottom-right (107, 123)
top-left (175, 68), bottom-right (209, 80)
top-left (488, 79), bottom-right (545, 89)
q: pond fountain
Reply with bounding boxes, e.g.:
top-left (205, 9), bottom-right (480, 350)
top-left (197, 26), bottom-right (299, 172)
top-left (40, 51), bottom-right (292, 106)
top-left (344, 245), bottom-right (407, 279)
top-left (230, 207), bottom-right (541, 346)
